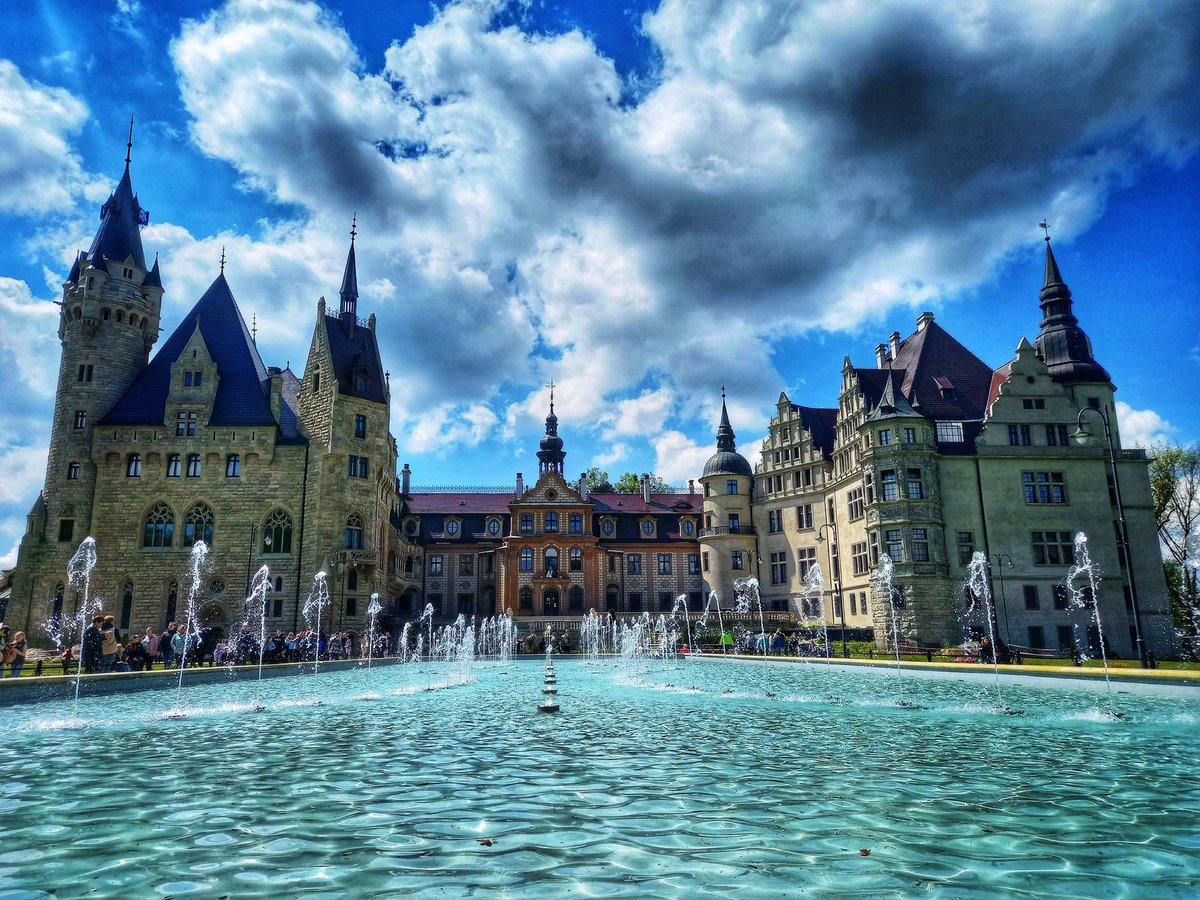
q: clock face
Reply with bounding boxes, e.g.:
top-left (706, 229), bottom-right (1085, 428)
top-left (488, 519), bottom-right (500, 535)
top-left (446, 521), bottom-right (459, 535)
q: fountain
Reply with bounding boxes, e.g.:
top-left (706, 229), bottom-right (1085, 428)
top-left (419, 603), bottom-right (435, 661)
top-left (580, 608), bottom-right (603, 661)
top-left (301, 571), bottom-right (331, 676)
top-left (538, 629), bottom-right (559, 712)
top-left (869, 553), bottom-right (918, 707)
top-left (365, 593), bottom-right (382, 669)
top-left (733, 576), bottom-right (767, 653)
top-left (697, 591), bottom-right (728, 653)
top-left (244, 564), bottom-right (272, 710)
top-left (167, 541), bottom-right (210, 717)
top-left (1065, 532), bottom-right (1117, 713)
top-left (793, 562), bottom-right (830, 657)
top-left (670, 594), bottom-right (694, 652)
top-left (64, 536), bottom-right (99, 715)
top-left (964, 551), bottom-right (1012, 712)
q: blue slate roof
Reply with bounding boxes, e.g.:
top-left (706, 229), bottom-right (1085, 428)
top-left (323, 315), bottom-right (388, 404)
top-left (101, 273), bottom-right (278, 429)
top-left (88, 166), bottom-right (147, 269)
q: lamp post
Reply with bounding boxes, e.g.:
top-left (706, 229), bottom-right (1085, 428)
top-left (816, 522), bottom-right (848, 658)
top-left (987, 553), bottom-right (1013, 644)
top-left (1073, 405), bottom-right (1147, 667)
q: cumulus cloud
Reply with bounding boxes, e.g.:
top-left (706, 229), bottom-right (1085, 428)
top-left (0, 61), bottom-right (92, 215)
top-left (1116, 401), bottom-right (1178, 449)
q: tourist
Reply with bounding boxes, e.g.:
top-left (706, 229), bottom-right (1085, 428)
top-left (0, 625), bottom-right (12, 674)
top-left (284, 632), bottom-right (297, 661)
top-left (756, 632), bottom-right (769, 655)
top-left (81, 615), bottom-right (104, 673)
top-left (719, 630), bottom-right (734, 653)
top-left (771, 629), bottom-right (786, 656)
top-left (160, 622), bottom-right (178, 668)
top-left (124, 635), bottom-right (147, 671)
top-left (99, 620), bottom-right (121, 673)
top-left (329, 631), bottom-right (344, 661)
top-left (141, 627), bottom-right (159, 669)
top-left (233, 624), bottom-right (258, 665)
top-left (171, 626), bottom-right (187, 665)
top-left (6, 631), bottom-right (27, 677)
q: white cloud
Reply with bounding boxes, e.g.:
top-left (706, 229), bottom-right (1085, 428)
top-left (1116, 401), bottom-right (1178, 449)
top-left (653, 430), bottom-right (714, 485)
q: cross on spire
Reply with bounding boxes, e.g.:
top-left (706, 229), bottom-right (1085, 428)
top-left (1039, 219), bottom-right (1051, 243)
top-left (350, 212), bottom-right (357, 244)
top-left (124, 115), bottom-right (134, 170)
top-left (219, 245), bottom-right (226, 273)
top-left (546, 379), bottom-right (556, 413)
top-left (251, 312), bottom-right (257, 343)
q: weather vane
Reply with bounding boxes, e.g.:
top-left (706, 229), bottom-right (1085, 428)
top-left (1039, 220), bottom-right (1051, 243)
top-left (546, 379), bottom-right (556, 412)
top-left (351, 212), bottom-right (357, 243)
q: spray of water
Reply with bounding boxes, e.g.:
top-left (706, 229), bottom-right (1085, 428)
top-left (170, 541), bottom-right (210, 711)
top-left (733, 576), bottom-right (767, 653)
top-left (965, 551), bottom-right (1006, 710)
top-left (302, 571), bottom-right (331, 673)
top-left (245, 565), bottom-right (272, 701)
top-left (1065, 532), bottom-right (1116, 710)
top-left (366, 593), bottom-right (382, 669)
top-left (65, 536), bottom-right (99, 712)
top-left (795, 562), bottom-right (830, 658)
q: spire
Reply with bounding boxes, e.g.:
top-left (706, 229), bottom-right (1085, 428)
top-left (219, 245), bottom-right (226, 273)
top-left (124, 114), bottom-right (133, 172)
top-left (86, 129), bottom-right (149, 270)
top-left (715, 385), bottom-right (736, 452)
top-left (866, 369), bottom-right (920, 422)
top-left (537, 383), bottom-right (565, 474)
top-left (1034, 226), bottom-right (1111, 385)
top-left (339, 215), bottom-right (359, 326)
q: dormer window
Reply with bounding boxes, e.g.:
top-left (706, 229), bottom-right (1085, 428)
top-left (122, 266), bottom-right (134, 279)
top-left (446, 519), bottom-right (460, 537)
top-left (355, 368), bottom-right (369, 392)
top-left (184, 371), bottom-right (203, 388)
top-left (176, 411), bottom-right (197, 437)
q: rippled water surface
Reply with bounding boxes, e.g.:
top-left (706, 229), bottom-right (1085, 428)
top-left (1, 659), bottom-right (1198, 897)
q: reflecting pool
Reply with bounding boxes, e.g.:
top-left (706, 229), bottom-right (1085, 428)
top-left (1, 659), bottom-right (1197, 897)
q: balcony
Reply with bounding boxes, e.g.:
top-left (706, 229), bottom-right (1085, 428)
top-left (331, 549), bottom-right (377, 567)
top-left (700, 525), bottom-right (757, 538)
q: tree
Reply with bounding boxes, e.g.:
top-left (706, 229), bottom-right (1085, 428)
top-left (1149, 443), bottom-right (1200, 656)
top-left (585, 467), bottom-right (613, 493)
top-left (613, 472), bottom-right (673, 494)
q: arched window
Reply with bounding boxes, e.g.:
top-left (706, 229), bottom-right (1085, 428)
top-left (262, 509), bottom-right (293, 554)
top-left (225, 454), bottom-right (240, 477)
top-left (404, 555), bottom-right (414, 575)
top-left (183, 502), bottom-right (214, 547)
top-left (120, 580), bottom-right (134, 629)
top-left (544, 512), bottom-right (558, 532)
top-left (520, 548), bottom-right (533, 572)
top-left (569, 547), bottom-right (582, 571)
top-left (544, 548), bottom-right (558, 577)
top-left (312, 365), bottom-right (320, 393)
top-left (126, 454), bottom-right (142, 477)
top-left (569, 585), bottom-right (584, 612)
top-left (519, 586), bottom-right (533, 610)
top-left (345, 514), bottom-right (363, 550)
top-left (165, 580), bottom-right (179, 624)
top-left (347, 570), bottom-right (358, 591)
top-left (274, 576), bottom-right (284, 594)
top-left (52, 583), bottom-right (65, 620)
top-left (388, 551), bottom-right (397, 574)
top-left (143, 502), bottom-right (174, 548)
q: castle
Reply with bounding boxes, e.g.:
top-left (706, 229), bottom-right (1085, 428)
top-left (9, 152), bottom-right (1175, 659)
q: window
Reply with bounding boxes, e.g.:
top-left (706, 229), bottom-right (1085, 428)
top-left (1022, 398), bottom-right (1046, 410)
top-left (628, 592), bottom-right (643, 611)
top-left (166, 454), bottom-right (180, 478)
top-left (601, 519), bottom-right (614, 536)
top-left (544, 512), bottom-right (558, 532)
top-left (519, 586), bottom-right (533, 610)
top-left (354, 414), bottom-right (366, 439)
top-left (143, 502), bottom-right (174, 548)
top-left (262, 509), bottom-right (293, 554)
top-left (58, 518), bottom-right (75, 543)
top-left (797, 547), bottom-right (816, 579)
top-left (1027, 625), bottom-right (1046, 648)
top-left (851, 541), bottom-right (869, 576)
top-left (176, 411), bottom-right (197, 437)
top-left (642, 520), bottom-right (655, 536)
top-left (430, 554), bottom-right (446, 576)
top-left (878, 428), bottom-right (891, 446)
top-left (885, 528), bottom-right (903, 561)
top-left (124, 454), bottom-right (141, 477)
top-left (702, 551), bottom-right (709, 572)
top-left (912, 528), bottom-right (929, 562)
top-left (1023, 585), bottom-right (1040, 610)
top-left (312, 367), bottom-right (320, 393)
top-left (570, 548), bottom-right (583, 571)
top-left (869, 531), bottom-right (880, 565)
top-left (1056, 625), bottom-right (1073, 649)
top-left (272, 581), bottom-right (284, 618)
top-left (658, 592), bottom-right (673, 612)
top-left (569, 513), bottom-right (583, 533)
top-left (488, 518), bottom-right (501, 536)
top-left (607, 555), bottom-right (616, 573)
top-left (183, 502), bottom-right (214, 547)
top-left (346, 596), bottom-right (358, 617)
top-left (769, 551), bottom-right (787, 585)
top-left (847, 488), bottom-right (864, 521)
top-left (544, 548), bottom-right (558, 577)
top-left (459, 555), bottom-right (474, 576)
top-left (519, 548), bottom-right (532, 572)
top-left (658, 554), bottom-right (672, 575)
top-left (347, 570), bottom-right (358, 591)
top-left (728, 514), bottom-right (740, 532)
top-left (850, 593), bottom-right (858, 616)
top-left (731, 550), bottom-right (745, 571)
top-left (1032, 531), bottom-right (1075, 566)
top-left (78, 364), bottom-right (93, 382)
top-left (682, 520), bottom-right (695, 537)
top-left (881, 470), bottom-right (898, 502)
top-left (68, 462), bottom-right (80, 480)
top-left (936, 421), bottom-right (964, 442)
top-left (74, 410), bottom-right (86, 429)
top-left (628, 554), bottom-right (642, 574)
top-left (225, 454), bottom-right (240, 477)
top-left (184, 371), bottom-right (203, 388)
top-left (186, 454), bottom-right (201, 477)
top-left (1053, 584), bottom-right (1069, 610)
top-left (348, 455), bottom-right (368, 478)
top-left (796, 504), bottom-right (813, 529)
top-left (569, 585), bottom-right (584, 612)
top-left (446, 520), bottom-right (459, 536)
top-left (865, 472), bottom-right (874, 504)
top-left (1007, 424), bottom-right (1032, 446)
top-left (1023, 472), bottom-right (1067, 504)
top-left (956, 531), bottom-right (974, 566)
top-left (687, 553), bottom-right (700, 574)
top-left (726, 479), bottom-right (738, 495)
top-left (1045, 424), bottom-right (1069, 446)
top-left (768, 510), bottom-right (782, 534)
top-left (903, 427), bottom-right (916, 443)
top-left (120, 581), bottom-right (133, 630)
top-left (355, 369), bottom-right (368, 392)
top-left (520, 513), bottom-right (534, 533)
top-left (906, 468), bottom-right (923, 500)
top-left (344, 513), bottom-right (363, 550)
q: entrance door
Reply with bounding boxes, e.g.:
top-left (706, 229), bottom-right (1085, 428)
top-left (543, 588), bottom-right (560, 616)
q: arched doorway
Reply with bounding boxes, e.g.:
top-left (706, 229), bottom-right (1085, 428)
top-left (543, 588), bottom-right (560, 616)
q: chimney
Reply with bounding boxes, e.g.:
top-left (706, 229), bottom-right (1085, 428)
top-left (401, 462), bottom-right (411, 496)
top-left (917, 311), bottom-right (935, 331)
top-left (889, 331), bottom-right (901, 358)
top-left (579, 472), bottom-right (589, 500)
top-left (875, 343), bottom-right (888, 367)
top-left (516, 472), bottom-right (524, 496)
top-left (641, 473), bottom-right (651, 504)
top-left (688, 478), bottom-right (695, 495)
top-left (268, 368), bottom-right (283, 421)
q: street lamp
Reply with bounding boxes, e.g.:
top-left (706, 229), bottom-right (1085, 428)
top-left (816, 522), bottom-right (849, 658)
top-left (1073, 405), bottom-right (1147, 667)
top-left (987, 553), bottom-right (1013, 644)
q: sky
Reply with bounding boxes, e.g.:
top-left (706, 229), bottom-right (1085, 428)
top-left (1, 0), bottom-right (1198, 568)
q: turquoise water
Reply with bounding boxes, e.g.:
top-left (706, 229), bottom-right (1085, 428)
top-left (1, 659), bottom-right (1198, 897)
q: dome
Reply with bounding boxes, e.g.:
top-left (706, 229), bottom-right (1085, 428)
top-left (702, 449), bottom-right (752, 478)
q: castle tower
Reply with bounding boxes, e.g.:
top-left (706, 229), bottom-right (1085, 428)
top-left (698, 390), bottom-right (756, 608)
top-left (37, 134), bottom-right (163, 547)
top-left (536, 385), bottom-right (566, 475)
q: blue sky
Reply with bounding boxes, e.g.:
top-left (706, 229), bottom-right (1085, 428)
top-left (2, 0), bottom-right (1198, 567)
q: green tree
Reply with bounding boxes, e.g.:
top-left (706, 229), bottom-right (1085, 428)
top-left (614, 472), bottom-right (673, 494)
top-left (585, 466), bottom-right (613, 493)
top-left (1149, 443), bottom-right (1200, 655)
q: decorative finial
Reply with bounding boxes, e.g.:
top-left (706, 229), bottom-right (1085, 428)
top-left (219, 245), bottom-right (226, 273)
top-left (125, 115), bottom-right (134, 170)
top-left (350, 212), bottom-right (357, 244)
top-left (721, 384), bottom-right (726, 401)
top-left (385, 370), bottom-right (390, 381)
top-left (251, 313), bottom-right (257, 343)
top-left (1039, 219), bottom-right (1051, 243)
top-left (546, 379), bottom-right (556, 414)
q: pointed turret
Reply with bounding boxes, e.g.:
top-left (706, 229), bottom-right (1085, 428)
top-left (537, 385), bottom-right (566, 474)
top-left (87, 119), bottom-right (148, 270)
top-left (703, 388), bottom-right (752, 477)
top-left (866, 370), bottom-right (921, 422)
top-left (144, 254), bottom-right (162, 289)
top-left (1034, 237), bottom-right (1111, 386)
top-left (339, 215), bottom-right (359, 329)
